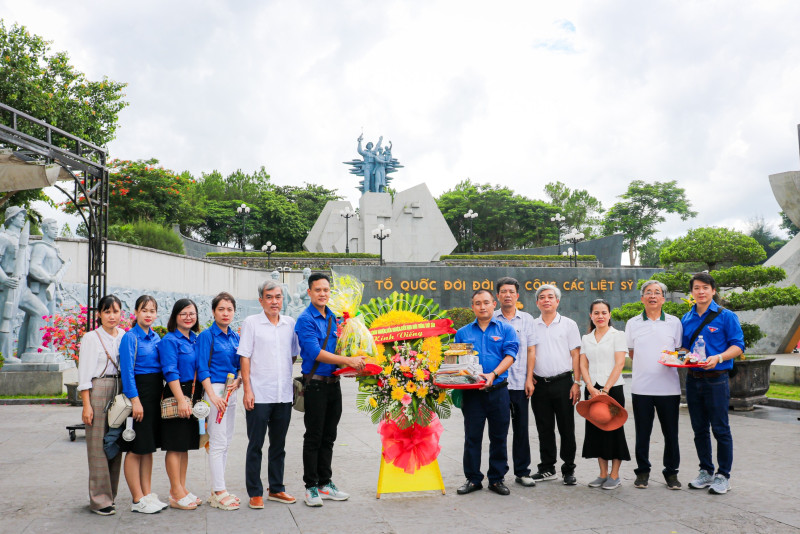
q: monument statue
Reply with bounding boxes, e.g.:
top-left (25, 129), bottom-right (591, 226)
top-left (0, 207), bottom-right (49, 362)
top-left (296, 267), bottom-right (311, 309)
top-left (344, 133), bottom-right (403, 194)
top-left (19, 218), bottom-right (70, 359)
top-left (270, 270), bottom-right (290, 314)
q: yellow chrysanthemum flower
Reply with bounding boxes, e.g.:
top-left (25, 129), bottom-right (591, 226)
top-left (437, 391), bottom-right (447, 403)
top-left (400, 365), bottom-right (411, 374)
top-left (368, 396), bottom-right (378, 408)
top-left (389, 377), bottom-right (399, 387)
top-left (383, 365), bottom-right (393, 376)
top-left (414, 368), bottom-right (426, 381)
top-left (416, 386), bottom-right (428, 398)
top-left (391, 387), bottom-right (405, 401)
top-left (405, 382), bottom-right (417, 393)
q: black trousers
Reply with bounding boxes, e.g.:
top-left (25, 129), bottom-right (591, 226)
top-left (631, 393), bottom-right (680, 477)
top-left (302, 380), bottom-right (342, 489)
top-left (531, 376), bottom-right (576, 475)
top-left (509, 389), bottom-right (531, 477)
top-left (245, 402), bottom-right (292, 496)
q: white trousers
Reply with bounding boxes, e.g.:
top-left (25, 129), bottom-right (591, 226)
top-left (205, 383), bottom-right (238, 492)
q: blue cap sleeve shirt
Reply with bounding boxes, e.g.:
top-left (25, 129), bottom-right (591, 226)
top-left (296, 304), bottom-right (339, 377)
top-left (119, 323), bottom-right (162, 398)
top-left (196, 322), bottom-right (240, 383)
top-left (454, 317), bottom-right (519, 385)
top-left (159, 330), bottom-right (199, 383)
top-left (680, 301), bottom-right (745, 372)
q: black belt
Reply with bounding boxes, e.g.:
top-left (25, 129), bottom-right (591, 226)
top-left (97, 375), bottom-right (120, 379)
top-left (688, 370), bottom-right (728, 379)
top-left (482, 380), bottom-right (508, 393)
top-left (533, 371), bottom-right (572, 383)
top-left (305, 374), bottom-right (340, 384)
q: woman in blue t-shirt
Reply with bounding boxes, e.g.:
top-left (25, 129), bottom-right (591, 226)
top-left (197, 292), bottom-right (242, 510)
top-left (158, 298), bottom-right (202, 510)
top-left (119, 295), bottom-right (166, 514)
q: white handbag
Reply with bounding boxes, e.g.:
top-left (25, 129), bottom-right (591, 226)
top-left (106, 334), bottom-right (136, 428)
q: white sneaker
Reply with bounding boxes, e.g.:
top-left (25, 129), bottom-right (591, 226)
top-left (131, 498), bottom-right (162, 514)
top-left (144, 493), bottom-right (168, 510)
top-left (304, 487), bottom-right (323, 507)
top-left (318, 481), bottom-right (350, 501)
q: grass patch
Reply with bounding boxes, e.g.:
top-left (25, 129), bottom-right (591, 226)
top-left (0, 392), bottom-right (67, 399)
top-left (766, 382), bottom-right (800, 402)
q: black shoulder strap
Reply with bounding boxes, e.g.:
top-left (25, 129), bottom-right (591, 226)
top-left (687, 309), bottom-right (720, 350)
top-left (304, 313), bottom-right (334, 385)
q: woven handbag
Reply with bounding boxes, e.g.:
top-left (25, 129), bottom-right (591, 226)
top-left (161, 371), bottom-right (197, 419)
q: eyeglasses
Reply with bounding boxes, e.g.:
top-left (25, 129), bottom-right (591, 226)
top-left (643, 291), bottom-right (663, 296)
top-left (178, 312), bottom-right (197, 319)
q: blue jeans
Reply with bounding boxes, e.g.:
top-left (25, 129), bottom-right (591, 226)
top-left (686, 373), bottom-right (732, 478)
top-left (462, 386), bottom-right (511, 484)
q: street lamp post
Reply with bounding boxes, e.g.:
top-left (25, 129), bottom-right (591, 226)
top-left (463, 209), bottom-right (478, 255)
top-left (340, 206), bottom-right (355, 255)
top-left (236, 203), bottom-right (250, 252)
top-left (550, 212), bottom-right (565, 253)
top-left (561, 229), bottom-right (585, 267)
top-left (372, 224), bottom-right (391, 266)
top-left (261, 241), bottom-right (276, 269)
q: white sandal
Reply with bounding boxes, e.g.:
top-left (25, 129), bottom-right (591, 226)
top-left (169, 494), bottom-right (198, 510)
top-left (209, 491), bottom-right (240, 511)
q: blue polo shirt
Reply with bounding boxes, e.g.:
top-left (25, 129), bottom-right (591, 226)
top-left (119, 324), bottom-right (161, 398)
top-left (196, 322), bottom-right (240, 383)
top-left (681, 301), bottom-right (744, 372)
top-left (454, 317), bottom-right (519, 385)
top-left (296, 303), bottom-right (339, 377)
top-left (159, 330), bottom-right (199, 383)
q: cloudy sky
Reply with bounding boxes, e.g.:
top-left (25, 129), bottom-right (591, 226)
top-left (4, 0), bottom-right (800, 244)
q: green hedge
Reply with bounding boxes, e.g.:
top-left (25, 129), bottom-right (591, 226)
top-left (207, 251), bottom-right (379, 258)
top-left (110, 221), bottom-right (184, 254)
top-left (440, 254), bottom-right (597, 261)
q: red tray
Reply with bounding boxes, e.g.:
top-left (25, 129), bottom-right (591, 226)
top-left (659, 361), bottom-right (705, 368)
top-left (433, 381), bottom-right (487, 390)
top-left (333, 363), bottom-right (383, 377)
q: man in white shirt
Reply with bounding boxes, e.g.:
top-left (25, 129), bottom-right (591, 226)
top-left (239, 280), bottom-right (301, 508)
top-left (525, 284), bottom-right (582, 485)
top-left (493, 277), bottom-right (537, 488)
top-left (625, 280), bottom-right (683, 490)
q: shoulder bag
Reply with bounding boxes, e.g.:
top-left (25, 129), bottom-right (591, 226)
top-left (293, 314), bottom-right (333, 413)
top-left (161, 369), bottom-right (198, 419)
top-left (107, 334), bottom-right (135, 429)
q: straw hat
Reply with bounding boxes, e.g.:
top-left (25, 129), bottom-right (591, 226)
top-left (576, 394), bottom-right (628, 431)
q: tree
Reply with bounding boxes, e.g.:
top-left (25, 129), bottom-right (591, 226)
top-left (273, 183), bottom-right (341, 238)
top-left (779, 211), bottom-right (799, 238)
top-left (659, 227), bottom-right (766, 271)
top-left (602, 180), bottom-right (697, 265)
top-left (543, 181), bottom-right (604, 237)
top-left (746, 215), bottom-right (786, 261)
top-left (0, 21), bottom-right (127, 212)
top-left (437, 179), bottom-right (559, 252)
top-left (638, 237), bottom-right (672, 268)
top-left (63, 158), bottom-right (201, 227)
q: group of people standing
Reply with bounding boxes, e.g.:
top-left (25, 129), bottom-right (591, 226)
top-left (78, 273), bottom-right (363, 515)
top-left (76, 269), bottom-right (743, 515)
top-left (452, 272), bottom-right (743, 497)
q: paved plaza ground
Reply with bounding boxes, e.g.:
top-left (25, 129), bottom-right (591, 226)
top-left (1, 367), bottom-right (799, 534)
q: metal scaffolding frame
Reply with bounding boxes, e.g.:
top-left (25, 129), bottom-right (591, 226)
top-left (0, 102), bottom-right (108, 327)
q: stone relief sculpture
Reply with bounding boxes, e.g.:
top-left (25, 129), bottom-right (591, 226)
top-left (19, 218), bottom-right (71, 359)
top-left (296, 267), bottom-right (311, 309)
top-left (0, 207), bottom-right (49, 362)
top-left (344, 133), bottom-right (403, 194)
top-left (270, 270), bottom-right (290, 314)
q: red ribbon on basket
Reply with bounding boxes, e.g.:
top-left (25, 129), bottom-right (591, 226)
top-left (378, 415), bottom-right (443, 474)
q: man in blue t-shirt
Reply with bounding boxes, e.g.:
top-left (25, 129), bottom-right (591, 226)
top-left (295, 273), bottom-right (365, 507)
top-left (454, 289), bottom-right (519, 496)
top-left (680, 272), bottom-right (744, 496)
